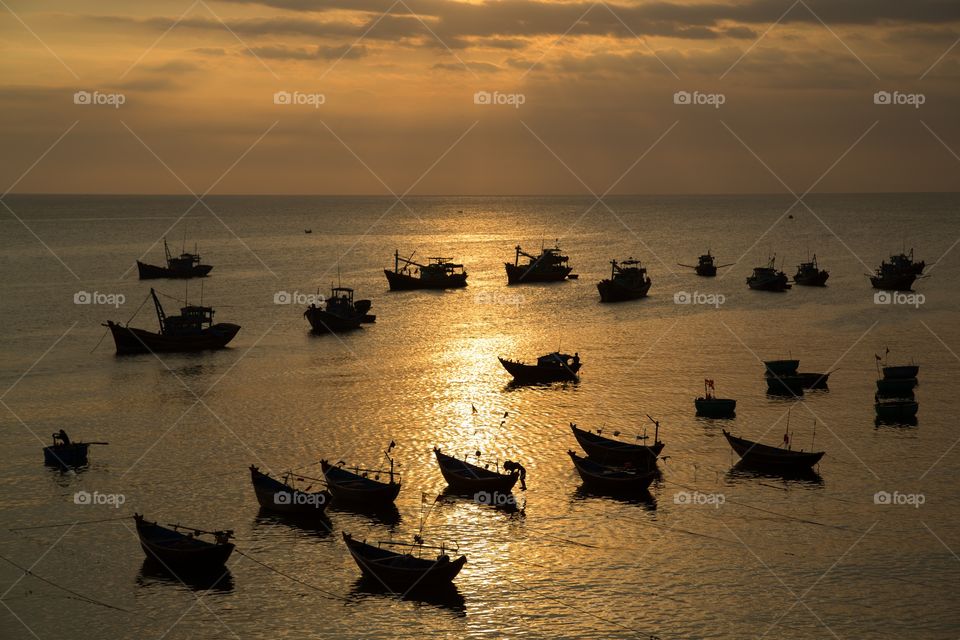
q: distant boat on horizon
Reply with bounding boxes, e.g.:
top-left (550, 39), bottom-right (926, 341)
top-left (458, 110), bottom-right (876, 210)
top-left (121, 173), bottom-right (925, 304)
top-left (505, 243), bottom-right (576, 284)
top-left (137, 237), bottom-right (212, 280)
top-left (385, 250), bottom-right (468, 290)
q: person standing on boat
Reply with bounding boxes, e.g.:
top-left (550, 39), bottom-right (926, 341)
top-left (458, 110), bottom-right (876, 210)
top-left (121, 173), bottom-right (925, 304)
top-left (53, 429), bottom-right (70, 446)
top-left (573, 352), bottom-right (580, 367)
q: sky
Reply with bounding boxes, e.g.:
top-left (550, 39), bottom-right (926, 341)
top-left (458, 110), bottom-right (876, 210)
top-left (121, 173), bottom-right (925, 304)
top-left (1, 0), bottom-right (959, 195)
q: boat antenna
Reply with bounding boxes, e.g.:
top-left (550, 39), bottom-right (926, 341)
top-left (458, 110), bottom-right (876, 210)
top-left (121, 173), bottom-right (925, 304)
top-left (646, 414), bottom-right (660, 444)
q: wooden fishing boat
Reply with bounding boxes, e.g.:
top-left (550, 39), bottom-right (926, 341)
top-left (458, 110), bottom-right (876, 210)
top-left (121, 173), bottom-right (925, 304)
top-left (505, 244), bottom-right (576, 284)
top-left (137, 238), bottom-right (212, 279)
top-left (793, 255), bottom-right (829, 286)
top-left (722, 430), bottom-right (824, 470)
top-left (42, 430), bottom-right (105, 468)
top-left (678, 250), bottom-right (732, 277)
top-left (597, 258), bottom-right (652, 302)
top-left (498, 352), bottom-right (581, 383)
top-left (104, 288), bottom-right (239, 354)
top-left (304, 286), bottom-right (367, 333)
top-left (883, 364), bottom-right (919, 379)
top-left (134, 513), bottom-right (234, 571)
top-left (570, 421), bottom-right (663, 466)
top-left (321, 443), bottom-right (401, 506)
top-left (249, 466), bottom-right (330, 516)
top-left (433, 447), bottom-right (525, 493)
top-left (746, 256), bottom-right (791, 291)
top-left (763, 359), bottom-right (799, 376)
top-left (342, 532), bottom-right (466, 589)
top-left (876, 377), bottom-right (917, 396)
top-left (875, 398), bottom-right (919, 422)
top-left (567, 450), bottom-right (657, 493)
top-left (385, 250), bottom-right (467, 290)
top-left (695, 379), bottom-right (736, 417)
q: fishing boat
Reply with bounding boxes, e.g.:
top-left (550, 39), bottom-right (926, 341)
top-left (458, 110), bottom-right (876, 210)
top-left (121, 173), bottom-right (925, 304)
top-left (505, 244), bottom-right (576, 284)
top-left (384, 250), bottom-right (467, 290)
top-left (746, 256), bottom-right (791, 291)
top-left (321, 442), bottom-right (401, 506)
top-left (722, 430), bottom-right (824, 471)
top-left (793, 255), bottom-right (829, 286)
top-left (249, 466), bottom-right (330, 516)
top-left (104, 289), bottom-right (240, 354)
top-left (304, 286), bottom-right (368, 333)
top-left (695, 379), bottom-right (736, 417)
top-left (133, 513), bottom-right (234, 571)
top-left (498, 352), bottom-right (581, 383)
top-left (137, 238), bottom-right (212, 279)
top-left (763, 359), bottom-right (799, 376)
top-left (678, 251), bottom-right (732, 277)
top-left (876, 377), bottom-right (917, 396)
top-left (883, 364), bottom-right (920, 379)
top-left (888, 248), bottom-right (925, 275)
top-left (875, 397), bottom-right (919, 422)
top-left (342, 532), bottom-right (466, 589)
top-left (433, 447), bottom-right (526, 493)
top-left (597, 258), bottom-right (652, 302)
top-left (570, 418), bottom-right (664, 466)
top-left (869, 265), bottom-right (918, 291)
top-left (567, 451), bottom-right (657, 493)
top-left (42, 430), bottom-right (106, 468)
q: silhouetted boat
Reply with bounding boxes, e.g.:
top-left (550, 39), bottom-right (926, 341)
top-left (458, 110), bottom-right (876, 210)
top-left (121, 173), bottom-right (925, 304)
top-left (678, 250), bottom-right (732, 277)
top-left (597, 258), bottom-right (651, 302)
top-left (764, 359), bottom-right (799, 376)
top-left (876, 377), bottom-right (918, 396)
top-left (722, 430), bottom-right (824, 471)
top-left (567, 450), bottom-right (657, 493)
top-left (342, 532), bottom-right (466, 589)
top-left (304, 286), bottom-right (368, 333)
top-left (570, 420), bottom-right (663, 466)
top-left (42, 430), bottom-right (106, 468)
top-left (134, 513), bottom-right (234, 571)
top-left (695, 379), bottom-right (736, 417)
top-left (875, 397), bottom-right (919, 422)
top-left (870, 267), bottom-right (917, 291)
top-left (137, 238), bottom-right (212, 279)
top-left (505, 244), bottom-right (576, 283)
top-left (433, 447), bottom-right (525, 493)
top-left (385, 250), bottom-right (467, 290)
top-left (793, 255), bottom-right (829, 286)
top-left (104, 288), bottom-right (240, 354)
top-left (889, 248), bottom-right (925, 275)
top-left (321, 443), bottom-right (401, 506)
top-left (498, 352), bottom-right (581, 383)
top-left (249, 466), bottom-right (330, 516)
top-left (746, 256), bottom-right (791, 291)
top-left (765, 375), bottom-right (806, 396)
top-left (883, 364), bottom-right (919, 379)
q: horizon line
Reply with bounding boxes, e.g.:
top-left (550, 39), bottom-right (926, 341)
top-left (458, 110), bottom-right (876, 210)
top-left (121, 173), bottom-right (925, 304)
top-left (5, 190), bottom-right (960, 198)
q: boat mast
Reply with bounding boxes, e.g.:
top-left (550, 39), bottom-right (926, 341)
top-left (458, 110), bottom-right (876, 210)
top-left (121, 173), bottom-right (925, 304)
top-left (163, 237), bottom-right (172, 263)
top-left (150, 288), bottom-right (166, 333)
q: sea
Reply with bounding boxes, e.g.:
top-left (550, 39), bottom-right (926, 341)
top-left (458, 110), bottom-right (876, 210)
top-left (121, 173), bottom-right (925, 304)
top-left (1, 193), bottom-right (959, 639)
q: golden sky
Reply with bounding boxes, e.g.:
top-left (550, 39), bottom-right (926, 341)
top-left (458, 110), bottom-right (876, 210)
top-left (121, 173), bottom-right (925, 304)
top-left (2, 0), bottom-right (959, 194)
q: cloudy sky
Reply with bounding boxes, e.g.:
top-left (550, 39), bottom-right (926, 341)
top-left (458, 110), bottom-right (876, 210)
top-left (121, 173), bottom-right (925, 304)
top-left (2, 0), bottom-right (959, 194)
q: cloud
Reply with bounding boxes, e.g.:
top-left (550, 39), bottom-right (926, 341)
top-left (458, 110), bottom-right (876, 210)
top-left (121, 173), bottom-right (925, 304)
top-left (433, 60), bottom-right (501, 72)
top-left (246, 43), bottom-right (368, 59)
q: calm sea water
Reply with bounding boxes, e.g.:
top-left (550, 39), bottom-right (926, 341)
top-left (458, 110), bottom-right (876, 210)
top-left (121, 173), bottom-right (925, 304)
top-left (2, 193), bottom-right (960, 639)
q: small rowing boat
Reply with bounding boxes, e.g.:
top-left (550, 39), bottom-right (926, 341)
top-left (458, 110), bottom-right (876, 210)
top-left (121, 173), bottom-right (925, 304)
top-left (433, 447), bottom-right (525, 493)
top-left (134, 513), bottom-right (234, 572)
top-left (567, 450), bottom-right (657, 493)
top-left (249, 465), bottom-right (330, 516)
top-left (342, 532), bottom-right (466, 589)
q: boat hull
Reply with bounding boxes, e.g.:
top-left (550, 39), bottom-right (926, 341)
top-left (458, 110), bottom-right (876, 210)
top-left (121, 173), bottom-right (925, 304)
top-left (763, 360), bottom-right (799, 376)
top-left (384, 269), bottom-right (467, 290)
top-left (695, 265), bottom-right (717, 277)
top-left (765, 375), bottom-right (806, 396)
top-left (433, 449), bottom-right (519, 493)
top-left (321, 461), bottom-right (401, 506)
top-left (504, 263), bottom-right (572, 284)
top-left (794, 271), bottom-right (829, 286)
top-left (695, 398), bottom-right (736, 418)
top-left (134, 516), bottom-right (234, 572)
top-left (342, 533), bottom-right (466, 589)
top-left (498, 357), bottom-right (580, 383)
top-left (883, 365), bottom-right (919, 379)
top-left (876, 377), bottom-right (917, 396)
top-left (875, 400), bottom-right (919, 422)
top-left (747, 277), bottom-right (791, 291)
top-left (304, 307), bottom-right (363, 333)
top-left (722, 430), bottom-right (824, 471)
top-left (597, 278), bottom-right (651, 303)
top-left (137, 261), bottom-right (212, 279)
top-left (571, 425), bottom-right (662, 466)
top-left (106, 321), bottom-right (239, 354)
top-left (249, 467), bottom-right (330, 516)
top-left (871, 273), bottom-right (917, 291)
top-left (43, 443), bottom-right (90, 467)
top-left (567, 451), bottom-right (656, 493)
